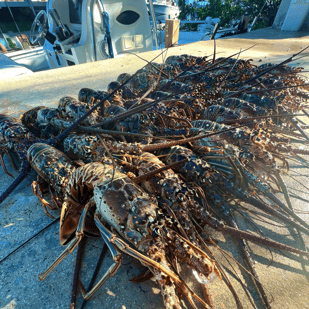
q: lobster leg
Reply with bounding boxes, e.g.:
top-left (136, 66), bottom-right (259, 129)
top-left (0, 152), bottom-right (13, 177)
top-left (79, 228), bottom-right (122, 300)
top-left (95, 217), bottom-right (212, 309)
top-left (0, 146), bottom-right (18, 171)
top-left (38, 200), bottom-right (93, 281)
top-left (31, 179), bottom-right (59, 219)
top-left (130, 269), bottom-right (154, 283)
top-left (93, 215), bottom-right (184, 309)
top-left (93, 214), bottom-right (182, 284)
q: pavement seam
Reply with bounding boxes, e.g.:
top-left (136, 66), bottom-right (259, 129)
top-left (0, 217), bottom-right (59, 265)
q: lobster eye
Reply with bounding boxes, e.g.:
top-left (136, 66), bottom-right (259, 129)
top-left (107, 81), bottom-right (121, 92)
top-left (152, 227), bottom-right (160, 238)
top-left (32, 112), bottom-right (38, 119)
top-left (78, 88), bottom-right (91, 101)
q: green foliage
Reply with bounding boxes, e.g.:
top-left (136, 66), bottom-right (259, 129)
top-left (196, 0), bottom-right (243, 27)
top-left (178, 0), bottom-right (189, 20)
top-left (6, 38), bottom-right (17, 50)
top-left (0, 21), bottom-right (33, 33)
top-left (252, 19), bottom-right (267, 31)
top-left (180, 0), bottom-right (282, 30)
top-left (180, 23), bottom-right (198, 31)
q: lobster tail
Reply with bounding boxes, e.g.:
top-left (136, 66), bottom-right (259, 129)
top-left (142, 239), bottom-right (182, 309)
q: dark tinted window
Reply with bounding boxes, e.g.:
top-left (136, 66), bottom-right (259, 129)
top-left (69, 0), bottom-right (82, 24)
top-left (116, 10), bottom-right (140, 25)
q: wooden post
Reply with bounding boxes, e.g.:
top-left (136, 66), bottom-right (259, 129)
top-left (0, 42), bottom-right (7, 53)
top-left (164, 19), bottom-right (180, 48)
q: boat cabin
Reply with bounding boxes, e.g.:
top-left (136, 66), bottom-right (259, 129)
top-left (41, 0), bottom-right (154, 69)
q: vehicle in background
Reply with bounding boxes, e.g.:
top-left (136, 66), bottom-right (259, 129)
top-left (146, 0), bottom-right (180, 23)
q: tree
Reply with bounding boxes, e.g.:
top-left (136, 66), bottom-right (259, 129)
top-left (196, 0), bottom-right (243, 27)
top-left (180, 0), bottom-right (282, 30)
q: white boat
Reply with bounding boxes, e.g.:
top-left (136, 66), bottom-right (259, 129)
top-left (43, 0), bottom-right (154, 69)
top-left (1, 0), bottom-right (156, 75)
top-left (146, 0), bottom-right (180, 23)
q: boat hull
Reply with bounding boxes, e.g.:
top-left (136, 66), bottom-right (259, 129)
top-left (7, 47), bottom-right (49, 72)
top-left (148, 3), bottom-right (180, 22)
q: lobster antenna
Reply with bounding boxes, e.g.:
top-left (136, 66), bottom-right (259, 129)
top-left (70, 239), bottom-right (84, 309)
top-left (206, 216), bottom-right (309, 257)
top-left (132, 159), bottom-right (188, 183)
top-left (217, 48), bottom-right (241, 89)
top-left (212, 36), bottom-right (216, 64)
top-left (90, 89), bottom-right (186, 128)
top-left (142, 124), bottom-right (249, 152)
top-left (174, 44), bottom-right (257, 81)
top-left (233, 190), bottom-right (309, 235)
top-left (80, 243), bottom-right (108, 309)
top-left (223, 83), bottom-right (258, 99)
top-left (241, 46), bottom-right (309, 85)
top-left (0, 162), bottom-right (31, 205)
top-left (52, 119), bottom-right (173, 140)
top-left (205, 44), bottom-right (257, 72)
top-left (123, 50), bottom-right (170, 78)
top-left (244, 83), bottom-right (309, 94)
top-left (52, 49), bottom-right (170, 143)
top-left (222, 113), bottom-right (307, 124)
top-left (128, 60), bottom-right (165, 110)
top-left (159, 56), bottom-right (205, 91)
top-left (90, 47), bottom-right (259, 130)
top-left (76, 126), bottom-right (172, 140)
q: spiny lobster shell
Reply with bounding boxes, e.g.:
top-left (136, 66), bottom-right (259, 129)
top-left (27, 143), bottom-right (75, 194)
top-left (61, 160), bottom-right (158, 247)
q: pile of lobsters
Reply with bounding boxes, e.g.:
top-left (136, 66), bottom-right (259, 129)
top-left (1, 50), bottom-right (309, 309)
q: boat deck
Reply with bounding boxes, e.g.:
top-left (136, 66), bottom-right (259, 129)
top-left (0, 27), bottom-right (309, 309)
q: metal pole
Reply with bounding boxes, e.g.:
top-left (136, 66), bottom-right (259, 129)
top-left (98, 0), bottom-right (114, 58)
top-left (148, 0), bottom-right (159, 49)
top-left (25, 0), bottom-right (36, 17)
top-left (4, 0), bottom-right (25, 49)
top-left (90, 0), bottom-right (97, 61)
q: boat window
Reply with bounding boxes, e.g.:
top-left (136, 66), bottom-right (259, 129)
top-left (69, 0), bottom-right (82, 24)
top-left (116, 11), bottom-right (140, 25)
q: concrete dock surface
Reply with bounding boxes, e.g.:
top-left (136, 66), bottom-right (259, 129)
top-left (0, 27), bottom-right (309, 309)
